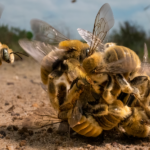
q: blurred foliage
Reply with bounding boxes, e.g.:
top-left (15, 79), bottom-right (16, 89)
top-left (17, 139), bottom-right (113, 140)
top-left (0, 25), bottom-right (33, 52)
top-left (0, 21), bottom-right (150, 60)
top-left (110, 21), bottom-right (150, 58)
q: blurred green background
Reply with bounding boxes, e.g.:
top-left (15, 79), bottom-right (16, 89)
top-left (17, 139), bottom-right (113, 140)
top-left (0, 21), bottom-right (149, 59)
top-left (0, 0), bottom-right (150, 59)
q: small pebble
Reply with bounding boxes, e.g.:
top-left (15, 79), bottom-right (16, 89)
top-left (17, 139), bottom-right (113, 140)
top-left (5, 102), bottom-right (9, 106)
top-left (142, 142), bottom-right (148, 146)
top-left (17, 95), bottom-right (22, 99)
top-left (7, 82), bottom-right (14, 85)
top-left (0, 131), bottom-right (6, 138)
top-left (31, 103), bottom-right (39, 108)
top-left (6, 145), bottom-right (14, 150)
top-left (5, 135), bottom-right (10, 139)
top-left (19, 140), bottom-right (26, 147)
top-left (11, 112), bottom-right (20, 116)
top-left (28, 130), bottom-right (34, 136)
top-left (47, 127), bottom-right (53, 133)
top-left (7, 125), bottom-right (13, 131)
top-left (111, 142), bottom-right (118, 147)
top-left (18, 127), bottom-right (28, 135)
top-left (13, 125), bottom-right (19, 131)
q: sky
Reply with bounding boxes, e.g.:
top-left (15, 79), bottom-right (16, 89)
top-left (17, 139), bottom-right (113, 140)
top-left (0, 0), bottom-right (150, 39)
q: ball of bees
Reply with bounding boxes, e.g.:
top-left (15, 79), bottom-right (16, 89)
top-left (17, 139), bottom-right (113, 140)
top-left (19, 3), bottom-right (150, 138)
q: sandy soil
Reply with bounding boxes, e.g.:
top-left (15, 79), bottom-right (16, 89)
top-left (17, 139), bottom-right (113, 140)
top-left (0, 57), bottom-right (150, 150)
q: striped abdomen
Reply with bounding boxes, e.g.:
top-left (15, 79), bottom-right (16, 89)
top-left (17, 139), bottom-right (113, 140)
top-left (68, 114), bottom-right (103, 137)
top-left (104, 45), bottom-right (141, 76)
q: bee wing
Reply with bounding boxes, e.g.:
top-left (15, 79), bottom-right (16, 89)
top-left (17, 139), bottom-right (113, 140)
top-left (140, 63), bottom-right (150, 76)
top-left (143, 43), bottom-right (148, 63)
top-left (77, 28), bottom-right (104, 52)
top-left (139, 43), bottom-right (150, 75)
top-left (77, 28), bottom-right (93, 47)
top-left (0, 3), bottom-right (4, 18)
top-left (30, 19), bottom-right (69, 44)
top-left (78, 3), bottom-right (114, 54)
top-left (96, 57), bottom-right (138, 74)
top-left (69, 100), bottom-right (83, 128)
top-left (22, 107), bottom-right (61, 129)
top-left (19, 38), bottom-right (60, 63)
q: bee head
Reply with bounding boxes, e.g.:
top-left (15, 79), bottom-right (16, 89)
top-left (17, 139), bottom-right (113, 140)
top-left (59, 40), bottom-right (87, 59)
top-left (0, 44), bottom-right (15, 64)
top-left (83, 52), bottom-right (103, 74)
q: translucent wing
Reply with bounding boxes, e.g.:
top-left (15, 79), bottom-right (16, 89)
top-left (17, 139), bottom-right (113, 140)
top-left (69, 100), bottom-right (83, 128)
top-left (22, 107), bottom-right (61, 129)
top-left (0, 3), bottom-right (4, 18)
top-left (95, 57), bottom-right (138, 74)
top-left (77, 28), bottom-right (104, 52)
top-left (78, 3), bottom-right (114, 55)
top-left (90, 3), bottom-right (114, 54)
top-left (139, 43), bottom-right (150, 76)
top-left (77, 28), bottom-right (93, 47)
top-left (143, 43), bottom-right (148, 63)
top-left (19, 38), bottom-right (56, 63)
top-left (30, 19), bottom-right (69, 45)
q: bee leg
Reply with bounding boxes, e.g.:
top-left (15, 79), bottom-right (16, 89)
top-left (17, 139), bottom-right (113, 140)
top-left (130, 76), bottom-right (149, 106)
top-left (86, 103), bottom-right (109, 116)
top-left (130, 76), bottom-right (148, 86)
top-left (102, 75), bottom-right (116, 104)
top-left (115, 74), bottom-right (141, 99)
top-left (48, 75), bottom-right (59, 111)
top-left (48, 70), bottom-right (66, 111)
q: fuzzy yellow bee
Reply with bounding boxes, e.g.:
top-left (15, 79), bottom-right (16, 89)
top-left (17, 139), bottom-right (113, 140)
top-left (19, 19), bottom-right (90, 111)
top-left (0, 43), bottom-right (15, 65)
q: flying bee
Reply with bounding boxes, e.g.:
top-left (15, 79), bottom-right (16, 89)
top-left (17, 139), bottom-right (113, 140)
top-left (0, 43), bottom-right (14, 65)
top-left (0, 42), bottom-right (27, 66)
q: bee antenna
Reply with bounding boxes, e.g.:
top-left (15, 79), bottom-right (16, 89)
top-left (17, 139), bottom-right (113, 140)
top-left (10, 52), bottom-right (29, 60)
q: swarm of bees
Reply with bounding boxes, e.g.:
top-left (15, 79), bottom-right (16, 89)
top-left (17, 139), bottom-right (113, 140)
top-left (19, 3), bottom-right (150, 138)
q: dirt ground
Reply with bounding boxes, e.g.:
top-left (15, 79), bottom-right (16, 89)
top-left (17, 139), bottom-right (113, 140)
top-left (0, 57), bottom-right (150, 150)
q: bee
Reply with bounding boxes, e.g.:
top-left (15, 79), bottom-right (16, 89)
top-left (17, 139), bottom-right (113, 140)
top-left (77, 4), bottom-right (142, 105)
top-left (0, 5), bottom-right (27, 66)
top-left (0, 43), bottom-right (14, 65)
top-left (119, 107), bottom-right (150, 138)
top-left (19, 19), bottom-right (90, 111)
top-left (117, 43), bottom-right (150, 108)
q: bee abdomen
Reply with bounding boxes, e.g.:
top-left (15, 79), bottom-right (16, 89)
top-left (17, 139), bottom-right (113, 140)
top-left (70, 115), bottom-right (103, 137)
top-left (105, 46), bottom-right (140, 74)
top-left (94, 114), bottom-right (120, 130)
